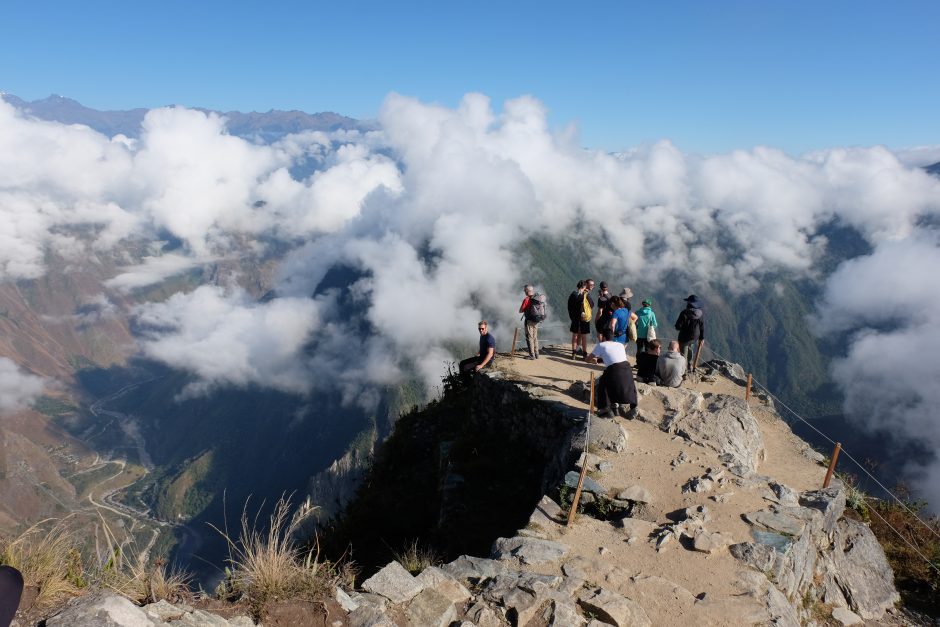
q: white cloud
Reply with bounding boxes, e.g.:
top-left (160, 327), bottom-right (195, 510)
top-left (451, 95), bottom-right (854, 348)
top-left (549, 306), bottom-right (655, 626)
top-left (4, 92), bottom-right (940, 498)
top-left (0, 358), bottom-right (45, 414)
top-left (817, 234), bottom-right (940, 506)
top-left (135, 286), bottom-right (320, 395)
top-left (105, 253), bottom-right (206, 292)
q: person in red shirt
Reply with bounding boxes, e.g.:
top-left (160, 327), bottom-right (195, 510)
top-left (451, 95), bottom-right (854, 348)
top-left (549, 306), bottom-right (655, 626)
top-left (519, 284), bottom-right (540, 360)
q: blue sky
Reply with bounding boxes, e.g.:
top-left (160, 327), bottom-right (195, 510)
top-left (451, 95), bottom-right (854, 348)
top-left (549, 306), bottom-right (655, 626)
top-left (2, 0), bottom-right (938, 154)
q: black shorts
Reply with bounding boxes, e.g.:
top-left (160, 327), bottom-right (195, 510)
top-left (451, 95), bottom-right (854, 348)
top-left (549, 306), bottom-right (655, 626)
top-left (570, 320), bottom-right (590, 334)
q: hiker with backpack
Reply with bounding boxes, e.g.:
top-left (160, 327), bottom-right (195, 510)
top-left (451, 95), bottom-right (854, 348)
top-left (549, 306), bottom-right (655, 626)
top-left (635, 298), bottom-right (658, 356)
top-left (675, 294), bottom-right (705, 369)
top-left (567, 279), bottom-right (594, 359)
top-left (519, 284), bottom-right (546, 359)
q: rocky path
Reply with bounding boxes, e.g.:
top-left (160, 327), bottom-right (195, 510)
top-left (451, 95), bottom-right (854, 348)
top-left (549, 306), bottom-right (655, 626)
top-left (40, 346), bottom-right (905, 626)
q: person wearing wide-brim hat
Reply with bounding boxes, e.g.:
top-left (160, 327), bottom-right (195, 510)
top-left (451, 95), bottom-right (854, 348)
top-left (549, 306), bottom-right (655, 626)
top-left (675, 294), bottom-right (705, 368)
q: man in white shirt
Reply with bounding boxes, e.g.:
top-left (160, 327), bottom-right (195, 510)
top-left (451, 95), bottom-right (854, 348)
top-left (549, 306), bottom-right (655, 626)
top-left (585, 331), bottom-right (638, 418)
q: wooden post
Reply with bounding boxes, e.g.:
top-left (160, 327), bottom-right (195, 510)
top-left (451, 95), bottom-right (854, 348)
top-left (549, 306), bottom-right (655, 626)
top-left (692, 339), bottom-right (704, 370)
top-left (567, 373), bottom-right (595, 528)
top-left (822, 442), bottom-right (842, 488)
top-left (589, 372), bottom-right (595, 415)
top-left (745, 373), bottom-right (753, 402)
top-left (510, 327), bottom-right (519, 358)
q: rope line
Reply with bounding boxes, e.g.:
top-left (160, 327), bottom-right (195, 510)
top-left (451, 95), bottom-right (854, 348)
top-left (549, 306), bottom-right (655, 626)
top-left (697, 341), bottom-right (940, 544)
top-left (865, 502), bottom-right (940, 577)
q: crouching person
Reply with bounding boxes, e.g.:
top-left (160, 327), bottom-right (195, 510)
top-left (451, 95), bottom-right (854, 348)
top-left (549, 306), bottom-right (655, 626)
top-left (656, 340), bottom-right (687, 387)
top-left (586, 331), bottom-right (638, 418)
top-left (459, 320), bottom-right (496, 378)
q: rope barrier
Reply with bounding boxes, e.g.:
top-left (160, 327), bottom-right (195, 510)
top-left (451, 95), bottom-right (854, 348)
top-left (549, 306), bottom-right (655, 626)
top-left (697, 341), bottom-right (940, 545)
top-left (866, 501), bottom-right (940, 577)
top-left (505, 326), bottom-right (940, 572)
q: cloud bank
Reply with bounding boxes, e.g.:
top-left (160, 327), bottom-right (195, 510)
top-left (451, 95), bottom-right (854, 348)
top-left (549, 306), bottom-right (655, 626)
top-left (0, 358), bottom-right (45, 414)
top-left (2, 92), bottom-right (940, 498)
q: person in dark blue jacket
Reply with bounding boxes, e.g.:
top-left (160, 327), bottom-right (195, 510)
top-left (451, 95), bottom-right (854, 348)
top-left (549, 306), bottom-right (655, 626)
top-left (675, 295), bottom-right (705, 368)
top-left (459, 320), bottom-right (496, 376)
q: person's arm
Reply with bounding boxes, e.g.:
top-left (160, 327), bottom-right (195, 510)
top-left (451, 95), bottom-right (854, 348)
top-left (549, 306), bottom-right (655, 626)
top-left (630, 311), bottom-right (638, 323)
top-left (475, 347), bottom-right (495, 370)
top-left (519, 296), bottom-right (530, 314)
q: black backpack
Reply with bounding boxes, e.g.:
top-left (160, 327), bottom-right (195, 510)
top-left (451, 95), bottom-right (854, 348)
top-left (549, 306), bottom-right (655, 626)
top-left (526, 294), bottom-right (547, 322)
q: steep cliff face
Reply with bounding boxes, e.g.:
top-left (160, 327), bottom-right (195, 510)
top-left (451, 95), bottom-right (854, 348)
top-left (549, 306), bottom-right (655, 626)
top-left (326, 346), bottom-right (903, 625)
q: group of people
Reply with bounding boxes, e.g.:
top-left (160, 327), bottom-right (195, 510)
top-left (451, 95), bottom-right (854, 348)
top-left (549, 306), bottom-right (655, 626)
top-left (458, 280), bottom-right (707, 420)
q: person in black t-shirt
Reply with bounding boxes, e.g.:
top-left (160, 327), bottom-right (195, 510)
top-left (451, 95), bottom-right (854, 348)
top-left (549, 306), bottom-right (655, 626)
top-left (636, 339), bottom-right (661, 384)
top-left (459, 320), bottom-right (496, 376)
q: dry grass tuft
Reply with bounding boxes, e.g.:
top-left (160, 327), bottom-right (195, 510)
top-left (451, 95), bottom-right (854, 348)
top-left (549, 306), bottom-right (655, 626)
top-left (91, 514), bottom-right (191, 605)
top-left (393, 539), bottom-right (440, 575)
top-left (0, 518), bottom-right (85, 608)
top-left (211, 496), bottom-right (351, 618)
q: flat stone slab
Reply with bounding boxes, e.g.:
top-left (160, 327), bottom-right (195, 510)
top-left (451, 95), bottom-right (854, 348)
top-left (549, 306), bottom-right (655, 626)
top-left (617, 485), bottom-right (652, 503)
top-left (744, 510), bottom-right (806, 536)
top-left (693, 530), bottom-right (734, 554)
top-left (589, 419), bottom-right (629, 453)
top-left (442, 555), bottom-right (510, 584)
top-left (492, 536), bottom-right (570, 565)
top-left (47, 593), bottom-right (156, 627)
top-left (617, 517), bottom-right (656, 541)
top-left (578, 587), bottom-right (652, 627)
top-left (361, 561), bottom-right (423, 604)
top-left (406, 587), bottom-right (457, 627)
top-left (565, 470), bottom-right (607, 496)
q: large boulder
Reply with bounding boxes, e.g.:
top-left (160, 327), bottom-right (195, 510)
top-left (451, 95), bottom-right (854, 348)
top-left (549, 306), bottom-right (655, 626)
top-left (827, 519), bottom-right (900, 620)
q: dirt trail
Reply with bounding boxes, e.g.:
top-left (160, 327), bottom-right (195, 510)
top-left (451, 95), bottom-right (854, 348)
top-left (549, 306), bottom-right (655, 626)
top-left (493, 344), bottom-right (828, 625)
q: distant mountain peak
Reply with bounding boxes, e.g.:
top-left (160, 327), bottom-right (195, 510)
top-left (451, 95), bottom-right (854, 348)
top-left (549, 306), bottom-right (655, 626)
top-left (3, 92), bottom-right (371, 140)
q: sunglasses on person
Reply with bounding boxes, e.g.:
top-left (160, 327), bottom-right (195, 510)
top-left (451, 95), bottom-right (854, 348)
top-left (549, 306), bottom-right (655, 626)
top-left (478, 326), bottom-right (487, 331)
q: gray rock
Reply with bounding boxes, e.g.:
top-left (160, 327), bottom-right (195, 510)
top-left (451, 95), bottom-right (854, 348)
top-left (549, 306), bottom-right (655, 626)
top-left (597, 461), bottom-right (614, 473)
top-left (652, 390), bottom-right (765, 473)
top-left (705, 360), bottom-right (748, 386)
top-left (580, 492), bottom-right (596, 505)
top-left (578, 587), bottom-right (651, 627)
top-left (361, 561), bottom-right (423, 604)
top-left (335, 587), bottom-right (360, 612)
top-left (527, 494), bottom-right (564, 530)
top-left (562, 556), bottom-right (612, 582)
top-left (348, 605), bottom-right (397, 627)
top-left (730, 542), bottom-right (777, 572)
top-left (829, 519), bottom-right (900, 620)
top-left (414, 566), bottom-right (471, 604)
top-left (442, 555), bottom-right (510, 584)
top-left (465, 601), bottom-right (504, 627)
top-left (831, 606), bottom-right (863, 625)
top-left (565, 470), bottom-right (607, 496)
top-left (693, 530), bottom-right (733, 554)
top-left (142, 600), bottom-right (186, 622)
top-left (616, 485), bottom-right (652, 503)
top-left (492, 536), bottom-right (570, 565)
top-left (768, 481), bottom-right (799, 506)
top-left (176, 609), bottom-right (231, 627)
top-left (764, 581), bottom-right (801, 627)
top-left (682, 476), bottom-right (714, 493)
top-left (617, 517), bottom-right (656, 541)
top-left (550, 600), bottom-right (587, 626)
top-left (744, 510), bottom-right (806, 536)
top-left (406, 587), bottom-right (457, 627)
top-left (588, 419), bottom-right (628, 453)
top-left (577, 452), bottom-right (602, 469)
top-left (46, 593), bottom-right (156, 627)
top-left (799, 486), bottom-right (846, 535)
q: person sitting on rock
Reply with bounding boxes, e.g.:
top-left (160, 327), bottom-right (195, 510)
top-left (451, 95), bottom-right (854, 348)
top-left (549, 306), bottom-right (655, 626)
top-left (656, 340), bottom-right (687, 387)
top-left (459, 320), bottom-right (496, 377)
top-left (585, 330), bottom-right (638, 418)
top-left (636, 339), bottom-right (661, 384)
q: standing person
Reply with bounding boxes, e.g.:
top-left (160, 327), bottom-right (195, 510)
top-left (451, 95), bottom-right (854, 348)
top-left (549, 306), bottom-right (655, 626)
top-left (635, 298), bottom-right (659, 355)
top-left (568, 279), bottom-right (594, 359)
top-left (595, 282), bottom-right (612, 343)
top-left (675, 294), bottom-right (705, 369)
top-left (459, 320), bottom-right (496, 376)
top-left (586, 330), bottom-right (639, 418)
top-left (656, 340), bottom-right (687, 387)
top-left (610, 296), bottom-right (629, 344)
top-left (567, 280), bottom-right (587, 359)
top-left (519, 284), bottom-right (544, 360)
